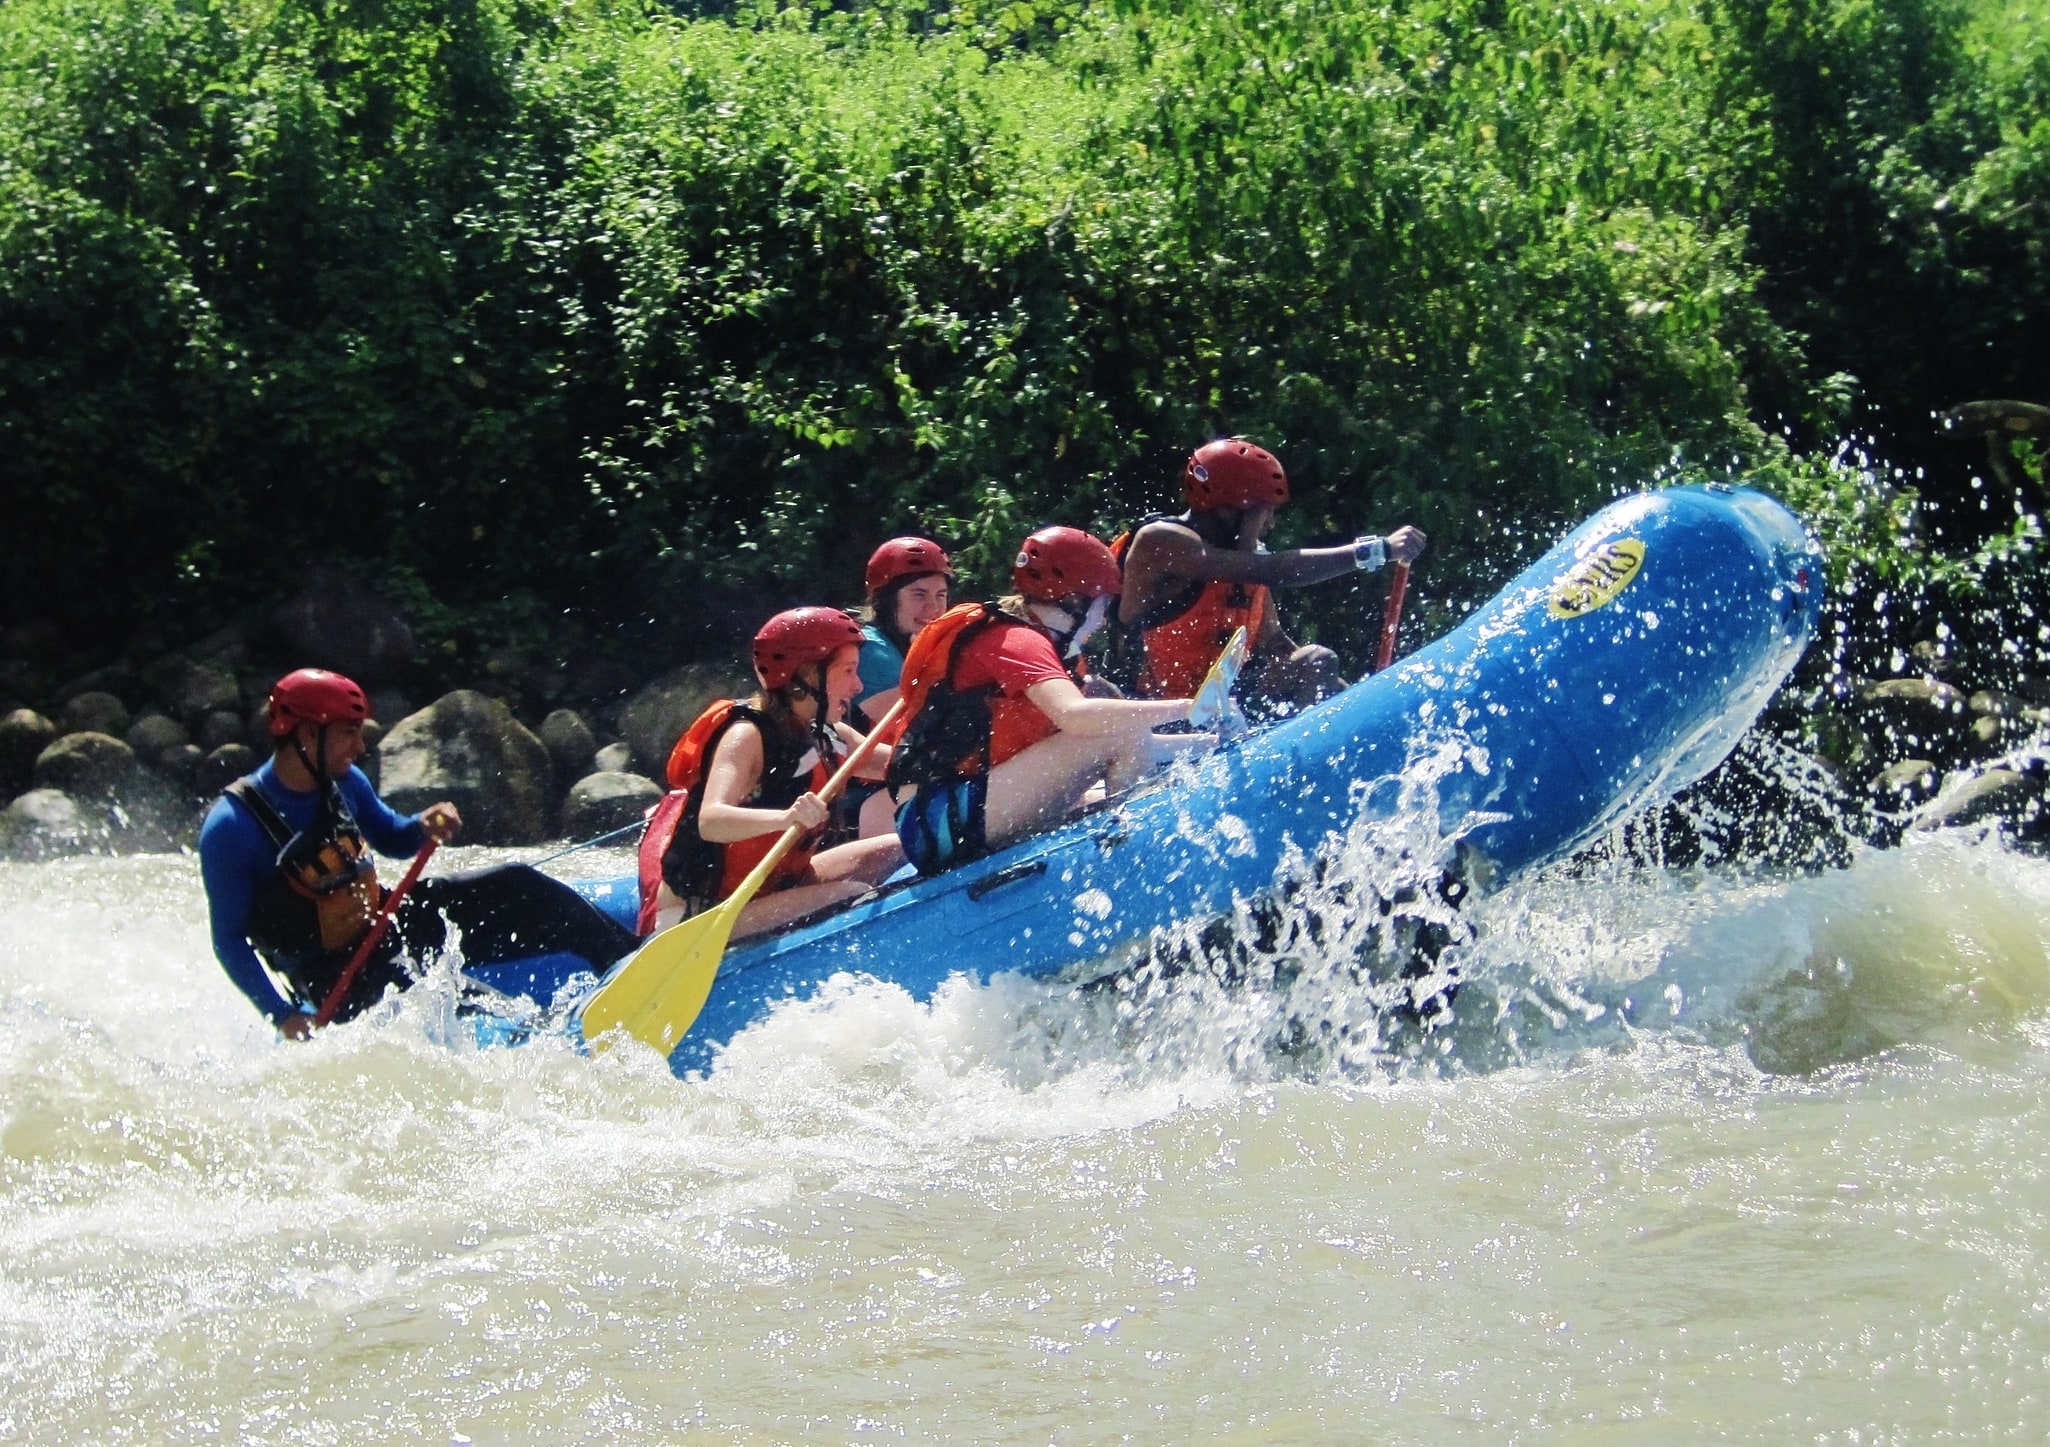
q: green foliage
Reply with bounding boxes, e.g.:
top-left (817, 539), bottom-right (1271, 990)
top-left (1705, 0), bottom-right (2050, 442)
top-left (0, 0), bottom-right (2041, 674)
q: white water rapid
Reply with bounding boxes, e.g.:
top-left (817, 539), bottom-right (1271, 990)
top-left (7, 817), bottom-right (2050, 1441)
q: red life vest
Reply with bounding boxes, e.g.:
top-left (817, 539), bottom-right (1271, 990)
top-left (1111, 520), bottom-right (1270, 699)
top-left (884, 602), bottom-right (1091, 792)
top-left (634, 700), bottom-right (836, 934)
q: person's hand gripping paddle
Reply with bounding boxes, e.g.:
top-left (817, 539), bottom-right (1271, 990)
top-left (577, 698), bottom-right (909, 1056)
top-left (311, 837), bottom-right (439, 1029)
top-left (1186, 626), bottom-right (1250, 735)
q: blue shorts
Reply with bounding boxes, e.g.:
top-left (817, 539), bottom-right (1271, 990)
top-left (895, 776), bottom-right (989, 877)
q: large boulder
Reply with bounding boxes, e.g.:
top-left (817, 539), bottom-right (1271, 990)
top-left (0, 789), bottom-right (91, 860)
top-left (58, 690), bottom-right (129, 739)
top-left (561, 770), bottom-right (663, 841)
top-left (155, 658), bottom-right (241, 722)
top-left (34, 732), bottom-right (137, 797)
top-left (538, 708), bottom-right (599, 782)
top-left (197, 709), bottom-right (247, 753)
top-left (0, 708), bottom-right (57, 797)
top-left (158, 743), bottom-right (204, 784)
top-left (126, 713), bottom-right (191, 759)
top-left (377, 691), bottom-right (555, 845)
top-left (618, 664), bottom-right (747, 777)
top-left (270, 565), bottom-right (416, 683)
top-left (194, 743), bottom-right (260, 799)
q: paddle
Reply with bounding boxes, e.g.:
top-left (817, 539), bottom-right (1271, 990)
top-left (578, 696), bottom-right (910, 1055)
top-left (1187, 625), bottom-right (1250, 732)
top-left (1375, 560), bottom-right (1411, 672)
top-left (313, 836), bottom-right (439, 1028)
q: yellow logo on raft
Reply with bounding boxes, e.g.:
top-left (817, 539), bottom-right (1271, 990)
top-left (1548, 539), bottom-right (1645, 618)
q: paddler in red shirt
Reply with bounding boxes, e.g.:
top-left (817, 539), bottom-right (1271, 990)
top-left (883, 527), bottom-right (1201, 876)
top-left (1115, 438), bottom-right (1427, 710)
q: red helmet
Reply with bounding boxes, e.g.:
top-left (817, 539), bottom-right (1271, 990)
top-left (1012, 527), bottom-right (1122, 603)
top-left (1184, 438), bottom-right (1289, 511)
top-left (752, 607), bottom-right (864, 689)
top-left (267, 668), bottom-right (370, 737)
top-left (864, 537), bottom-right (955, 596)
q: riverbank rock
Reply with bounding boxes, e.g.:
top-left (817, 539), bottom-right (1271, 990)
top-left (34, 732), bottom-right (137, 797)
top-left (194, 743), bottom-right (259, 798)
top-left (271, 566), bottom-right (416, 682)
top-left (0, 789), bottom-right (90, 860)
top-left (197, 710), bottom-right (246, 752)
top-left (155, 658), bottom-right (241, 722)
top-left (159, 743), bottom-right (204, 783)
top-left (1856, 677), bottom-right (1966, 710)
top-left (125, 713), bottom-right (191, 759)
top-left (594, 740), bottom-right (633, 775)
top-left (1, 709), bottom-right (56, 798)
top-left (1911, 760), bottom-right (2050, 847)
top-left (619, 664), bottom-right (744, 777)
top-left (561, 771), bottom-right (662, 840)
top-left (539, 709), bottom-right (599, 782)
top-left (1871, 758), bottom-right (1938, 800)
top-left (58, 691), bottom-right (129, 739)
top-left (377, 691), bottom-right (555, 845)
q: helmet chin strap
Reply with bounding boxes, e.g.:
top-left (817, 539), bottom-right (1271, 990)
top-left (1029, 595), bottom-right (1112, 659)
top-left (290, 723), bottom-right (332, 790)
top-left (785, 665), bottom-right (837, 763)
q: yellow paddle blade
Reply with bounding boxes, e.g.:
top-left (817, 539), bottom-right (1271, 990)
top-left (1187, 625), bottom-right (1250, 730)
top-left (577, 894), bottom-right (745, 1054)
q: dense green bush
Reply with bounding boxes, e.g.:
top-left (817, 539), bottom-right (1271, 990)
top-left (0, 0), bottom-right (2042, 689)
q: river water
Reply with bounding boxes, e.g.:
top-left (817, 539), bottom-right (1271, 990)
top-left (5, 809), bottom-right (2050, 1442)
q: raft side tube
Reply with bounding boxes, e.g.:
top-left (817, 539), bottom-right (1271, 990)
top-left (481, 485), bottom-right (1818, 1075)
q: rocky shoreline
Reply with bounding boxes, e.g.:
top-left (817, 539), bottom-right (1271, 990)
top-left (0, 574), bottom-right (750, 862)
top-left (4, 571), bottom-right (2047, 864)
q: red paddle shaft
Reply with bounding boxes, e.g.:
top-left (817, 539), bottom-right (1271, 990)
top-left (1375, 561), bottom-right (1411, 672)
top-left (313, 837), bottom-right (439, 1028)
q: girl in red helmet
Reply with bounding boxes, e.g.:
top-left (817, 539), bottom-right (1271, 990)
top-left (1116, 437), bottom-right (1427, 707)
top-left (844, 537), bottom-right (953, 840)
top-left (854, 537), bottom-right (955, 718)
top-left (882, 527), bottom-right (1206, 876)
top-left (640, 608), bottom-right (903, 939)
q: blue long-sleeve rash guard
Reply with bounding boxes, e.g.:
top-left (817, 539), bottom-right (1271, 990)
top-left (198, 759), bottom-right (427, 1024)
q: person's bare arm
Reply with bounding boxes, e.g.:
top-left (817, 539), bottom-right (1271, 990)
top-left (833, 720), bottom-right (890, 781)
top-left (1026, 677), bottom-right (1191, 736)
top-left (697, 723), bottom-right (828, 842)
top-left (1127, 523), bottom-right (1360, 592)
top-left (1122, 520), bottom-right (1429, 626)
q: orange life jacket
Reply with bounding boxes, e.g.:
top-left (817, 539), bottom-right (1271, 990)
top-left (634, 700), bottom-right (835, 934)
top-left (1111, 520), bottom-right (1269, 699)
top-left (885, 601), bottom-right (1082, 789)
top-left (227, 777), bottom-right (384, 956)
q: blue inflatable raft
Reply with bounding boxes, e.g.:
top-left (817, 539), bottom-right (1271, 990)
top-left (469, 484), bottom-right (1820, 1073)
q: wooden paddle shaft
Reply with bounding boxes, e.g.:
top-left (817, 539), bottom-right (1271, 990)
top-left (1375, 561), bottom-right (1411, 672)
top-left (313, 837), bottom-right (439, 1028)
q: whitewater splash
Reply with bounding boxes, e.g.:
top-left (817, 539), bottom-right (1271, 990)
top-left (10, 774), bottom-right (2050, 1440)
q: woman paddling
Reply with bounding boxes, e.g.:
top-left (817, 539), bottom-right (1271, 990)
top-left (639, 608), bottom-right (903, 940)
top-left (884, 527), bottom-right (1203, 876)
